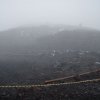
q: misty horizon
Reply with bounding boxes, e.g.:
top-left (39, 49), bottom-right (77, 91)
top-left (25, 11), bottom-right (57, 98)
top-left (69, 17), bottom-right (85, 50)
top-left (0, 0), bottom-right (100, 31)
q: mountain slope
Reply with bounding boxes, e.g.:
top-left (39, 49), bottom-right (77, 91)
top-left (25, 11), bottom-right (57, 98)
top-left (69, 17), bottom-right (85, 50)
top-left (36, 29), bottom-right (100, 51)
top-left (0, 25), bottom-right (100, 54)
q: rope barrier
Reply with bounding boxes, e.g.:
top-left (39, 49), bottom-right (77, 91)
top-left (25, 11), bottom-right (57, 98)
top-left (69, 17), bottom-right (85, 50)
top-left (0, 78), bottom-right (100, 88)
top-left (45, 69), bottom-right (100, 83)
top-left (0, 69), bottom-right (100, 88)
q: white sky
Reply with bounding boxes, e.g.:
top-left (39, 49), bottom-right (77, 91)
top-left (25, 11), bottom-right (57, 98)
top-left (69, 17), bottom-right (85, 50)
top-left (0, 0), bottom-right (100, 30)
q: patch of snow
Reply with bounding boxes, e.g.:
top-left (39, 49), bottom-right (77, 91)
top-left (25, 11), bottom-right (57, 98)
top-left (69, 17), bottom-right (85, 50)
top-left (95, 62), bottom-right (100, 65)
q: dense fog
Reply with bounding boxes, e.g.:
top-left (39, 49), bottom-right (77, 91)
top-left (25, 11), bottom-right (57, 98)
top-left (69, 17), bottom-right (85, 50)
top-left (0, 0), bottom-right (100, 31)
top-left (0, 1), bottom-right (100, 99)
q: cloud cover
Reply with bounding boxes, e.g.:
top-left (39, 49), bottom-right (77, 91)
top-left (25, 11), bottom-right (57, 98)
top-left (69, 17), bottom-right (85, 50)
top-left (0, 0), bottom-right (100, 30)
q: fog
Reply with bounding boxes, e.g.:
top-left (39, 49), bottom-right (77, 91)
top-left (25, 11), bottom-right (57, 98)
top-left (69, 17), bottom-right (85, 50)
top-left (1, 1), bottom-right (100, 98)
top-left (0, 0), bottom-right (100, 31)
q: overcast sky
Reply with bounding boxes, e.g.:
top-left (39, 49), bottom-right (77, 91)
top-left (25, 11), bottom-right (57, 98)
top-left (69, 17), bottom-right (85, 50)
top-left (0, 0), bottom-right (100, 31)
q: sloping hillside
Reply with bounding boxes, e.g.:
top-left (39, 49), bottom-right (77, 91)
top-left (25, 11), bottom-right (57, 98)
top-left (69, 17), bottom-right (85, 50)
top-left (0, 25), bottom-right (100, 53)
top-left (0, 71), bottom-right (100, 100)
top-left (36, 29), bottom-right (100, 51)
